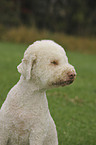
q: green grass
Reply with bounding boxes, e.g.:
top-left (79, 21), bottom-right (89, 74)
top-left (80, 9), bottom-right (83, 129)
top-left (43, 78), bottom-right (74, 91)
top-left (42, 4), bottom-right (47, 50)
top-left (0, 41), bottom-right (96, 145)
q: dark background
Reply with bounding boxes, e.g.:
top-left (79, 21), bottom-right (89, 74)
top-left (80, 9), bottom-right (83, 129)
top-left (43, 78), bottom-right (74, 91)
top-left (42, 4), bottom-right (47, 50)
top-left (0, 0), bottom-right (96, 36)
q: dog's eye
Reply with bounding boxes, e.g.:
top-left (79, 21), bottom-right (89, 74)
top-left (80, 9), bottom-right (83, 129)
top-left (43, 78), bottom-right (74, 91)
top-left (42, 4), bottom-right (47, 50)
top-left (51, 60), bottom-right (58, 65)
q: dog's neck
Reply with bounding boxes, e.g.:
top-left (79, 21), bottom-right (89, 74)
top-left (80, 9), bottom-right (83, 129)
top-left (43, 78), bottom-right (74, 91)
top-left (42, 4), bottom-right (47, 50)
top-left (15, 76), bottom-right (48, 110)
top-left (1, 76), bottom-right (48, 113)
top-left (19, 76), bottom-right (45, 92)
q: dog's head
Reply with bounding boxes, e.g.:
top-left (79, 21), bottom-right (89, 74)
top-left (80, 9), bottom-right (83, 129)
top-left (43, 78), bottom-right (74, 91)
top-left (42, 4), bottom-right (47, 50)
top-left (17, 40), bottom-right (76, 89)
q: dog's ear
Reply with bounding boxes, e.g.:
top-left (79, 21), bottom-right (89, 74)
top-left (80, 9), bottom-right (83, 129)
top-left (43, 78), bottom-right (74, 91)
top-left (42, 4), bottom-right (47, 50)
top-left (17, 54), bottom-right (36, 80)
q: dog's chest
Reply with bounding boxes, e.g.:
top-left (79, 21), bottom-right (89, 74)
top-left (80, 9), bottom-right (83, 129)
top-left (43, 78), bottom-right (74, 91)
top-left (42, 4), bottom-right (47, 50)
top-left (9, 106), bottom-right (50, 145)
top-left (9, 131), bottom-right (29, 145)
top-left (9, 116), bottom-right (30, 145)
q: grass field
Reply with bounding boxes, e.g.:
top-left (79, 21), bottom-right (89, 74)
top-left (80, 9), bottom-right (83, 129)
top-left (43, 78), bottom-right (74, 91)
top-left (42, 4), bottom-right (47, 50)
top-left (1, 26), bottom-right (96, 54)
top-left (0, 41), bottom-right (96, 145)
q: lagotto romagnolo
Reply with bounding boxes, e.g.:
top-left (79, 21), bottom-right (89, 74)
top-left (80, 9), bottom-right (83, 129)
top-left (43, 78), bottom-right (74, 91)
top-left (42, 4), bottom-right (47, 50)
top-left (0, 40), bottom-right (76, 145)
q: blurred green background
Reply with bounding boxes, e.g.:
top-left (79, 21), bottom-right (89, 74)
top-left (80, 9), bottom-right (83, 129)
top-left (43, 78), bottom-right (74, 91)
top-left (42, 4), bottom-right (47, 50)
top-left (0, 0), bottom-right (96, 53)
top-left (0, 0), bottom-right (96, 145)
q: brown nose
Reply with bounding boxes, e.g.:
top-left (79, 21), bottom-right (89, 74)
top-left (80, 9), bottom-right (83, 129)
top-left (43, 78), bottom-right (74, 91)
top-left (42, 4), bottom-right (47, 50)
top-left (67, 72), bottom-right (76, 79)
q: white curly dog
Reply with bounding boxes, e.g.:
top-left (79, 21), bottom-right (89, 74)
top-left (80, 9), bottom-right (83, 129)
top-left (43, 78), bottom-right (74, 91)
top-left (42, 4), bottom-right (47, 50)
top-left (0, 40), bottom-right (76, 145)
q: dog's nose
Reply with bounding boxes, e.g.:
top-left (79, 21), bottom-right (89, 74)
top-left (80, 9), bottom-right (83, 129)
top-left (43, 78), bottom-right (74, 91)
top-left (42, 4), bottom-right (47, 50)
top-left (67, 72), bottom-right (76, 79)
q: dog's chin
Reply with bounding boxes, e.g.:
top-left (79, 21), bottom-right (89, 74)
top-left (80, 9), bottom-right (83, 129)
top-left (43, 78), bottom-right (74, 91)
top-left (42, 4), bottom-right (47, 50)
top-left (52, 79), bottom-right (74, 87)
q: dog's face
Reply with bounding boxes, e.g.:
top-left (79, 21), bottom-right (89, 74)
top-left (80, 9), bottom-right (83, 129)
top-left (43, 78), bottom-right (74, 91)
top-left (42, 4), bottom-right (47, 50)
top-left (17, 40), bottom-right (76, 89)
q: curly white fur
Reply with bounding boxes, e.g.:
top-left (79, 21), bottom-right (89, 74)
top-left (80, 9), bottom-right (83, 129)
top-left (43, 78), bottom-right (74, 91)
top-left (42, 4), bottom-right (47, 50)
top-left (0, 40), bottom-right (76, 145)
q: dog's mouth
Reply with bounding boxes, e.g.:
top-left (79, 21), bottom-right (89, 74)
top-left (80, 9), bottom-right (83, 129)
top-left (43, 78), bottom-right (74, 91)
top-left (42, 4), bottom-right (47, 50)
top-left (52, 79), bottom-right (74, 87)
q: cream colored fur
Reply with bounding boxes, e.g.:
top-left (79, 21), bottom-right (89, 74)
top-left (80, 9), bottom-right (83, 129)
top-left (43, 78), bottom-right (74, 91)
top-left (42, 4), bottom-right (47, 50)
top-left (0, 40), bottom-right (76, 145)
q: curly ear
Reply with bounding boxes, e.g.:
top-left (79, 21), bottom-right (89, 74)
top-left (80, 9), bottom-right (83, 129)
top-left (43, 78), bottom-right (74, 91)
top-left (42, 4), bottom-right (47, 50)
top-left (17, 54), bottom-right (36, 80)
